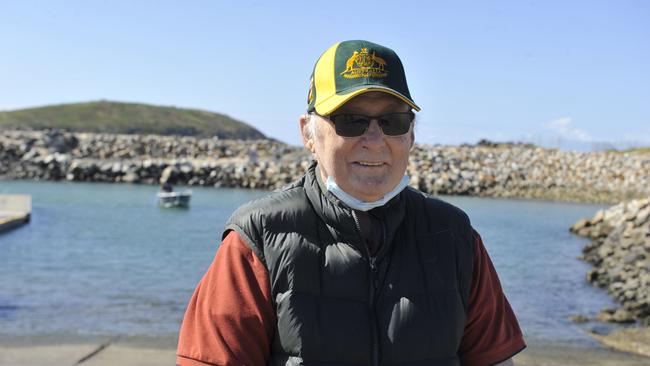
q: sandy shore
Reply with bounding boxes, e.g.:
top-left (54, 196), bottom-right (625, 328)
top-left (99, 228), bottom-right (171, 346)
top-left (1, 339), bottom-right (649, 366)
top-left (589, 327), bottom-right (650, 358)
top-left (514, 340), bottom-right (650, 366)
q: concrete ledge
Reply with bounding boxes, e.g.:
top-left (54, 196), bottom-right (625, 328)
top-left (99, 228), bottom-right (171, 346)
top-left (0, 195), bottom-right (32, 233)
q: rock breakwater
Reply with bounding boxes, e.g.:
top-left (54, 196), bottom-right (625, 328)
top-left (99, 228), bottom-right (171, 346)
top-left (409, 144), bottom-right (649, 203)
top-left (1, 129), bottom-right (649, 203)
top-left (571, 197), bottom-right (650, 325)
top-left (0, 130), bottom-right (308, 188)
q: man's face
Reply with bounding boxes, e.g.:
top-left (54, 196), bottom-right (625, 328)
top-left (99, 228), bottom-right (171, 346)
top-left (300, 92), bottom-right (413, 202)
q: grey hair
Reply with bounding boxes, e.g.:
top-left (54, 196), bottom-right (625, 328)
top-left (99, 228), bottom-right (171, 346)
top-left (303, 113), bottom-right (318, 140)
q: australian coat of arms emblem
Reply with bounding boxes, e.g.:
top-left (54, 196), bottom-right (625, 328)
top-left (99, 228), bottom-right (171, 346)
top-left (340, 48), bottom-right (388, 79)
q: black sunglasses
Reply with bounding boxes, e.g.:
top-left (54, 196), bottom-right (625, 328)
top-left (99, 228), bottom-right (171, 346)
top-left (324, 111), bottom-right (415, 137)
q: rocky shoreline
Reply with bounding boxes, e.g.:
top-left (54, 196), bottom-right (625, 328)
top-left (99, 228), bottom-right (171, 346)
top-left (571, 197), bottom-right (650, 325)
top-left (2, 129), bottom-right (649, 204)
top-left (571, 197), bottom-right (650, 357)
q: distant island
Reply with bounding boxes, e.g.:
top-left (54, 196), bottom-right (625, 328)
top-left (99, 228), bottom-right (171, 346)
top-left (0, 100), bottom-right (266, 140)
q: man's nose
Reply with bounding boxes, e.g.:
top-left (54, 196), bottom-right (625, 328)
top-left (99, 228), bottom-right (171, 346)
top-left (361, 119), bottom-right (384, 144)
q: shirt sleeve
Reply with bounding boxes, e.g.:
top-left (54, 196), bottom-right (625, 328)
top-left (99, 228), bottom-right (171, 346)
top-left (458, 231), bottom-right (526, 366)
top-left (176, 231), bottom-right (276, 366)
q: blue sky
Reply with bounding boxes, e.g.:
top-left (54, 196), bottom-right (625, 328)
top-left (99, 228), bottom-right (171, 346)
top-left (1, 0), bottom-right (648, 149)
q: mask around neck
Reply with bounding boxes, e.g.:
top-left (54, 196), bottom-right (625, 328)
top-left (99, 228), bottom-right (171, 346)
top-left (325, 175), bottom-right (409, 212)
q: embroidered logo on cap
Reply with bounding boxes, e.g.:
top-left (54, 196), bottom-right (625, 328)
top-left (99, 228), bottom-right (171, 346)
top-left (340, 48), bottom-right (388, 79)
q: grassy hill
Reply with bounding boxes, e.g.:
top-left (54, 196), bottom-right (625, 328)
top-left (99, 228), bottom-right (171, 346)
top-left (621, 147), bottom-right (650, 154)
top-left (0, 100), bottom-right (266, 139)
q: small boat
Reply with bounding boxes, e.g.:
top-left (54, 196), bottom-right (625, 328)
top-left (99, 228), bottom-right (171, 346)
top-left (157, 190), bottom-right (192, 208)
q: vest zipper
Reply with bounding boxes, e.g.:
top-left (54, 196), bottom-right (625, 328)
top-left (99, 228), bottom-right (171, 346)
top-left (369, 255), bottom-right (380, 366)
top-left (352, 211), bottom-right (380, 366)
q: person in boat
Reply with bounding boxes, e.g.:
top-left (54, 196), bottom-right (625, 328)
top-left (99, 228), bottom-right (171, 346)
top-left (161, 181), bottom-right (174, 192)
top-left (177, 40), bottom-right (526, 366)
top-left (160, 166), bottom-right (174, 192)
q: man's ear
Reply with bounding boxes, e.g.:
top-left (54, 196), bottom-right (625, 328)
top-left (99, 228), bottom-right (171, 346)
top-left (299, 114), bottom-right (316, 153)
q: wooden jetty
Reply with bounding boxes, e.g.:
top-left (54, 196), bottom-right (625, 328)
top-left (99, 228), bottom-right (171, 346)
top-left (0, 195), bottom-right (31, 233)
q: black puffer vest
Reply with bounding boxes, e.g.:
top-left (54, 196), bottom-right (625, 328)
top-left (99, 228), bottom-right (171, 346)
top-left (224, 162), bottom-right (474, 366)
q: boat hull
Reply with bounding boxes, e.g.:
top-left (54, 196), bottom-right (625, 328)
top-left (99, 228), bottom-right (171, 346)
top-left (157, 191), bottom-right (191, 208)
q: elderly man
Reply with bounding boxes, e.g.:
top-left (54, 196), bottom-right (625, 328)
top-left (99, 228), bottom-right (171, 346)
top-left (177, 40), bottom-right (525, 366)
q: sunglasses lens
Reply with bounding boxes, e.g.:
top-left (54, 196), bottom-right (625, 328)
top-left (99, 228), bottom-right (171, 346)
top-left (379, 113), bottom-right (413, 136)
top-left (330, 115), bottom-right (370, 137)
top-left (329, 112), bottom-right (413, 137)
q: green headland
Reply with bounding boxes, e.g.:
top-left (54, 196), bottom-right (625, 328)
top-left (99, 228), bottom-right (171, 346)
top-left (0, 100), bottom-right (265, 139)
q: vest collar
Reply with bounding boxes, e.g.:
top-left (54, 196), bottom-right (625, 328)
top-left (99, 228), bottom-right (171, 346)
top-left (304, 161), bottom-right (406, 252)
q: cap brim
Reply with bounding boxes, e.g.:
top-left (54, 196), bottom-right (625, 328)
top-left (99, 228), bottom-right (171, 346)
top-left (314, 85), bottom-right (421, 115)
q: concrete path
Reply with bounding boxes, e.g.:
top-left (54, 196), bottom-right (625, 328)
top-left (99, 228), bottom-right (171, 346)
top-left (0, 342), bottom-right (176, 366)
top-left (1, 341), bottom-right (649, 366)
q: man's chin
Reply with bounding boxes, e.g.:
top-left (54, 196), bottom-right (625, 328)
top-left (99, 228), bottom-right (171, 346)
top-left (347, 183), bottom-right (390, 202)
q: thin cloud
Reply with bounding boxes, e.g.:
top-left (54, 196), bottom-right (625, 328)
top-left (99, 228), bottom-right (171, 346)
top-left (543, 117), bottom-right (592, 142)
top-left (622, 131), bottom-right (650, 145)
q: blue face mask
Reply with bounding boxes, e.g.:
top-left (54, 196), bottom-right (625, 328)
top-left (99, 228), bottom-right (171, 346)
top-left (326, 175), bottom-right (410, 212)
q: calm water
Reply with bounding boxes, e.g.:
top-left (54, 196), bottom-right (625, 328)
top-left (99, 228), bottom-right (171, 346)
top-left (0, 180), bottom-right (613, 346)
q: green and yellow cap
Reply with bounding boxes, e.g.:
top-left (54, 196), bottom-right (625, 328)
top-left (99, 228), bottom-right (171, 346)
top-left (306, 40), bottom-right (420, 115)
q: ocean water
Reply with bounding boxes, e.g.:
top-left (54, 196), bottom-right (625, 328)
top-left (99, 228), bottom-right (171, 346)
top-left (0, 180), bottom-right (613, 346)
